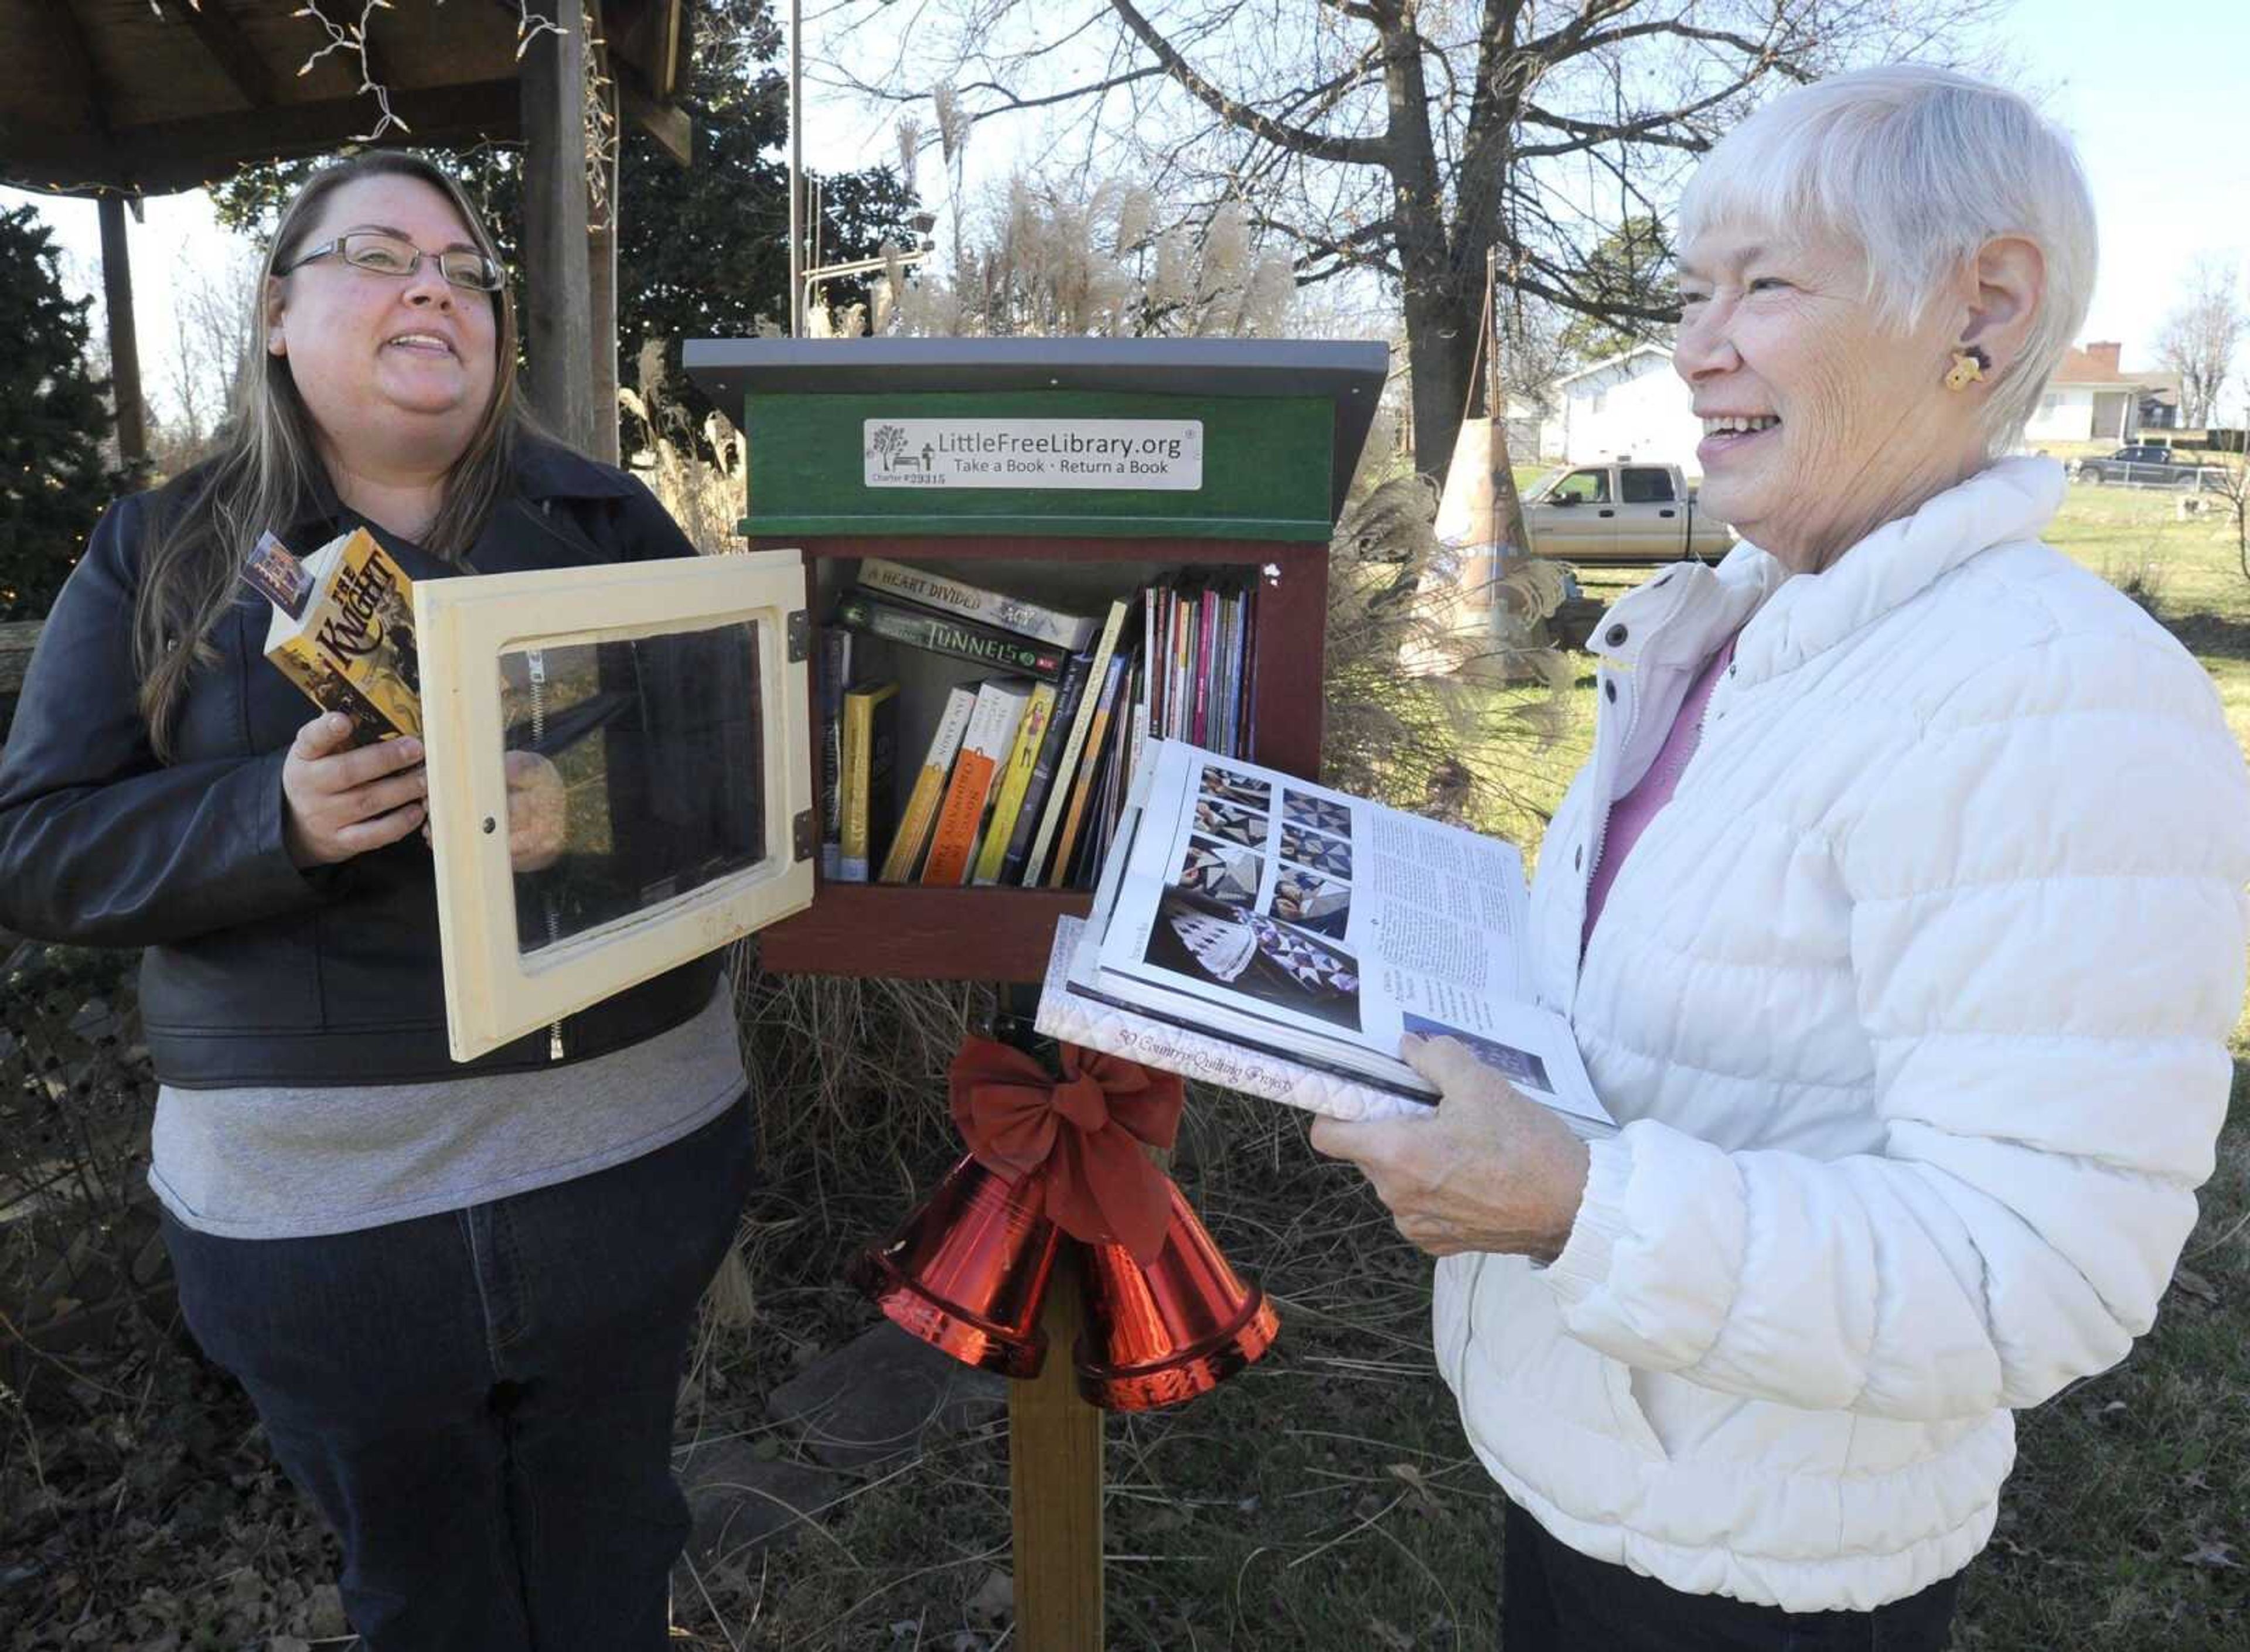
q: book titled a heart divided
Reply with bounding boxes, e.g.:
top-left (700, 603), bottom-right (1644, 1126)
top-left (827, 559), bottom-right (1261, 889)
top-left (1037, 739), bottom-right (1617, 1138)
top-left (237, 528), bottom-right (422, 745)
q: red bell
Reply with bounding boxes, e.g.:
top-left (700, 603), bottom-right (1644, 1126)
top-left (1073, 1178), bottom-right (1280, 1411)
top-left (847, 1154), bottom-right (1062, 1379)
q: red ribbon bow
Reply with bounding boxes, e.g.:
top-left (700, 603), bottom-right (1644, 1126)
top-left (949, 1036), bottom-right (1184, 1264)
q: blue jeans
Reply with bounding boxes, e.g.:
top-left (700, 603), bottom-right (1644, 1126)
top-left (1502, 1500), bottom-right (1964, 1650)
top-left (163, 1095), bottom-right (756, 1652)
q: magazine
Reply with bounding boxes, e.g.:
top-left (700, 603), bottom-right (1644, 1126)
top-left (1051, 739), bottom-right (1614, 1137)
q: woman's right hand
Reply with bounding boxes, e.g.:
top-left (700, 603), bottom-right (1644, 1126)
top-left (282, 712), bottom-right (428, 867)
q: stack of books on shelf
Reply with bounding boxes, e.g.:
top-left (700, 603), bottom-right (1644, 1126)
top-left (818, 557), bottom-right (1260, 892)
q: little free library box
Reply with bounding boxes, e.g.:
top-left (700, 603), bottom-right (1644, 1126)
top-left (683, 336), bottom-right (1385, 984)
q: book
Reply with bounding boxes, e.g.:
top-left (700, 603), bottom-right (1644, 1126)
top-left (834, 589), bottom-right (1068, 681)
top-left (855, 558), bottom-right (1099, 651)
top-left (971, 679), bottom-right (1059, 885)
top-left (816, 630), bottom-right (853, 879)
top-left (1045, 653), bottom-right (1130, 889)
top-left (1019, 598), bottom-right (1131, 886)
top-left (998, 653), bottom-right (1094, 885)
top-left (1038, 917), bottom-right (1431, 1124)
top-left (1192, 590), bottom-right (1218, 748)
top-left (920, 679), bottom-right (1034, 886)
top-left (240, 528), bottom-right (421, 745)
top-left (1049, 739), bottom-right (1616, 1139)
top-left (837, 680), bottom-right (899, 882)
top-left (878, 684), bottom-right (977, 883)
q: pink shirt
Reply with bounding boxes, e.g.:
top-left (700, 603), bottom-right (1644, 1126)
top-left (1582, 630), bottom-right (1741, 949)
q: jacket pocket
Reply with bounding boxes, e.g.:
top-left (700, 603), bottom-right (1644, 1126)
top-left (1603, 1360), bottom-right (1672, 1463)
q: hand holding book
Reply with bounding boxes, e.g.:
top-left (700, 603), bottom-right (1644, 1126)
top-left (1306, 1031), bottom-right (1593, 1264)
top-left (281, 711), bottom-right (429, 868)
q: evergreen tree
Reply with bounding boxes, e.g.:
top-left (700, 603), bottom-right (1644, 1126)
top-left (1555, 217), bottom-right (1678, 370)
top-left (0, 204), bottom-right (118, 622)
top-left (209, 0), bottom-right (916, 449)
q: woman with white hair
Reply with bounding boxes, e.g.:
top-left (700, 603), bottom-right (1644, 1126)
top-left (1314, 64), bottom-right (2250, 1647)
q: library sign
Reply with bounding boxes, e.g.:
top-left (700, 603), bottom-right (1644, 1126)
top-left (863, 418), bottom-right (1205, 491)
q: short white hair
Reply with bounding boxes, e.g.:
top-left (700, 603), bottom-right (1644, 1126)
top-left (1678, 64), bottom-right (2096, 455)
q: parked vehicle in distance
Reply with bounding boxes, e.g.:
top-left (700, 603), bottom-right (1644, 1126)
top-left (1522, 461), bottom-right (1735, 564)
top-left (2070, 445), bottom-right (2228, 489)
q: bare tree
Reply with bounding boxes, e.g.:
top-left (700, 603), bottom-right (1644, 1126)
top-left (2156, 254), bottom-right (2246, 431)
top-left (820, 0), bottom-right (2004, 487)
top-left (160, 243), bottom-right (259, 450)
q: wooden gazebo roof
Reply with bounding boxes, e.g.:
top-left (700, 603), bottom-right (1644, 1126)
top-left (0, 2), bottom-right (696, 466)
top-left (0, 1), bottom-right (691, 196)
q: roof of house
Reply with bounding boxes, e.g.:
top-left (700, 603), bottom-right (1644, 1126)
top-left (1548, 342), bottom-right (1672, 388)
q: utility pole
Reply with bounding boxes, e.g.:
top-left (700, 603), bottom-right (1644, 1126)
top-left (788, 0), bottom-right (804, 336)
top-left (1485, 247), bottom-right (1530, 559)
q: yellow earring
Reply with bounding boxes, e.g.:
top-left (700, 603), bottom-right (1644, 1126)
top-left (1944, 347), bottom-right (1989, 391)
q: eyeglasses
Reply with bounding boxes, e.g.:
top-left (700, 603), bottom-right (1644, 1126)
top-left (278, 231), bottom-right (504, 293)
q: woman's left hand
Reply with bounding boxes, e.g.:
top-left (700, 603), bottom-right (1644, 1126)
top-left (1310, 1034), bottom-right (1592, 1262)
top-left (503, 750), bottom-right (567, 873)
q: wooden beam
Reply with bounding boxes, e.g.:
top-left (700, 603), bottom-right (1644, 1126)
top-left (616, 63), bottom-right (691, 168)
top-left (520, 18), bottom-right (597, 453)
top-left (35, 0), bottom-right (118, 165)
top-left (158, 0), bottom-right (278, 107)
top-left (97, 197), bottom-right (146, 467)
top-left (0, 80), bottom-right (526, 197)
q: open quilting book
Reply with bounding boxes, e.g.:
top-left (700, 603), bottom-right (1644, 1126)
top-left (1037, 739), bottom-right (1616, 1137)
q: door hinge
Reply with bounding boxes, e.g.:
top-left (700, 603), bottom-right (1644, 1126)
top-left (792, 808), bottom-right (816, 862)
top-left (786, 609), bottom-right (812, 663)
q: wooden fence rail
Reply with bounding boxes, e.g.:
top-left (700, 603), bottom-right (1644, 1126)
top-left (1, 621), bottom-right (39, 698)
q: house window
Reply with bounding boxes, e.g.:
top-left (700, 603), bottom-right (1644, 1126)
top-left (2039, 392), bottom-right (2061, 416)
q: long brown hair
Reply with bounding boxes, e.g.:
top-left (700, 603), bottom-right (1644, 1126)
top-left (134, 152), bottom-right (528, 757)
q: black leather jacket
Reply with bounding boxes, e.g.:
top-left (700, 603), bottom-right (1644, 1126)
top-left (0, 439), bottom-right (725, 1087)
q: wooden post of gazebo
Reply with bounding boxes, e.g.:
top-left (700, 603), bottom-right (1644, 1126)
top-left (521, 15), bottom-right (598, 457)
top-left (96, 196), bottom-right (146, 467)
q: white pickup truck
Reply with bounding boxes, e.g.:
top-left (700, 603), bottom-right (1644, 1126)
top-left (1522, 460), bottom-right (1735, 564)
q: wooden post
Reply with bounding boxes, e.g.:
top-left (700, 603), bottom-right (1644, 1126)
top-left (97, 197), bottom-right (145, 467)
top-left (1009, 1244), bottom-right (1104, 1648)
top-left (588, 47), bottom-right (621, 465)
top-left (521, 16), bottom-right (597, 453)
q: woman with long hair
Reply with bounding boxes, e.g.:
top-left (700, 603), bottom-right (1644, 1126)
top-left (0, 153), bottom-right (754, 1651)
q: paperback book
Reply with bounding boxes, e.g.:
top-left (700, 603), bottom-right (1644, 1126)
top-left (854, 558), bottom-right (1098, 651)
top-left (834, 589), bottom-right (1068, 681)
top-left (1042, 739), bottom-right (1614, 1137)
top-left (238, 528), bottom-right (421, 745)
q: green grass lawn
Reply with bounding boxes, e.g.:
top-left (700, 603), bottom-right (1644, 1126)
top-left (667, 477), bottom-right (2250, 1651)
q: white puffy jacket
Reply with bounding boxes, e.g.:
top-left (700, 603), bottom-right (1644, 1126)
top-left (1433, 457), bottom-right (2250, 1612)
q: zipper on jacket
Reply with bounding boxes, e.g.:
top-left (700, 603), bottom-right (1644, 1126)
top-left (1581, 664), bottom-right (1643, 938)
top-left (527, 646), bottom-right (566, 1061)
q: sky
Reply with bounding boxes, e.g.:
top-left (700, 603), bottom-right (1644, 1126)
top-left (5, 0), bottom-right (2245, 429)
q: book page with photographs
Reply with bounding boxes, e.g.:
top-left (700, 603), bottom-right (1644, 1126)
top-left (1073, 741), bottom-right (1609, 1129)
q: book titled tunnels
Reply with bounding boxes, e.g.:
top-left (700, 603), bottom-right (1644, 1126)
top-left (830, 589), bottom-right (1069, 681)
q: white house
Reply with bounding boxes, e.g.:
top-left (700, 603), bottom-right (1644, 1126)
top-left (1536, 343), bottom-right (1706, 477)
top-left (2021, 341), bottom-right (2176, 444)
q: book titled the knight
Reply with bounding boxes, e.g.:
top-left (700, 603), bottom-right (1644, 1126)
top-left (239, 529), bottom-right (422, 744)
